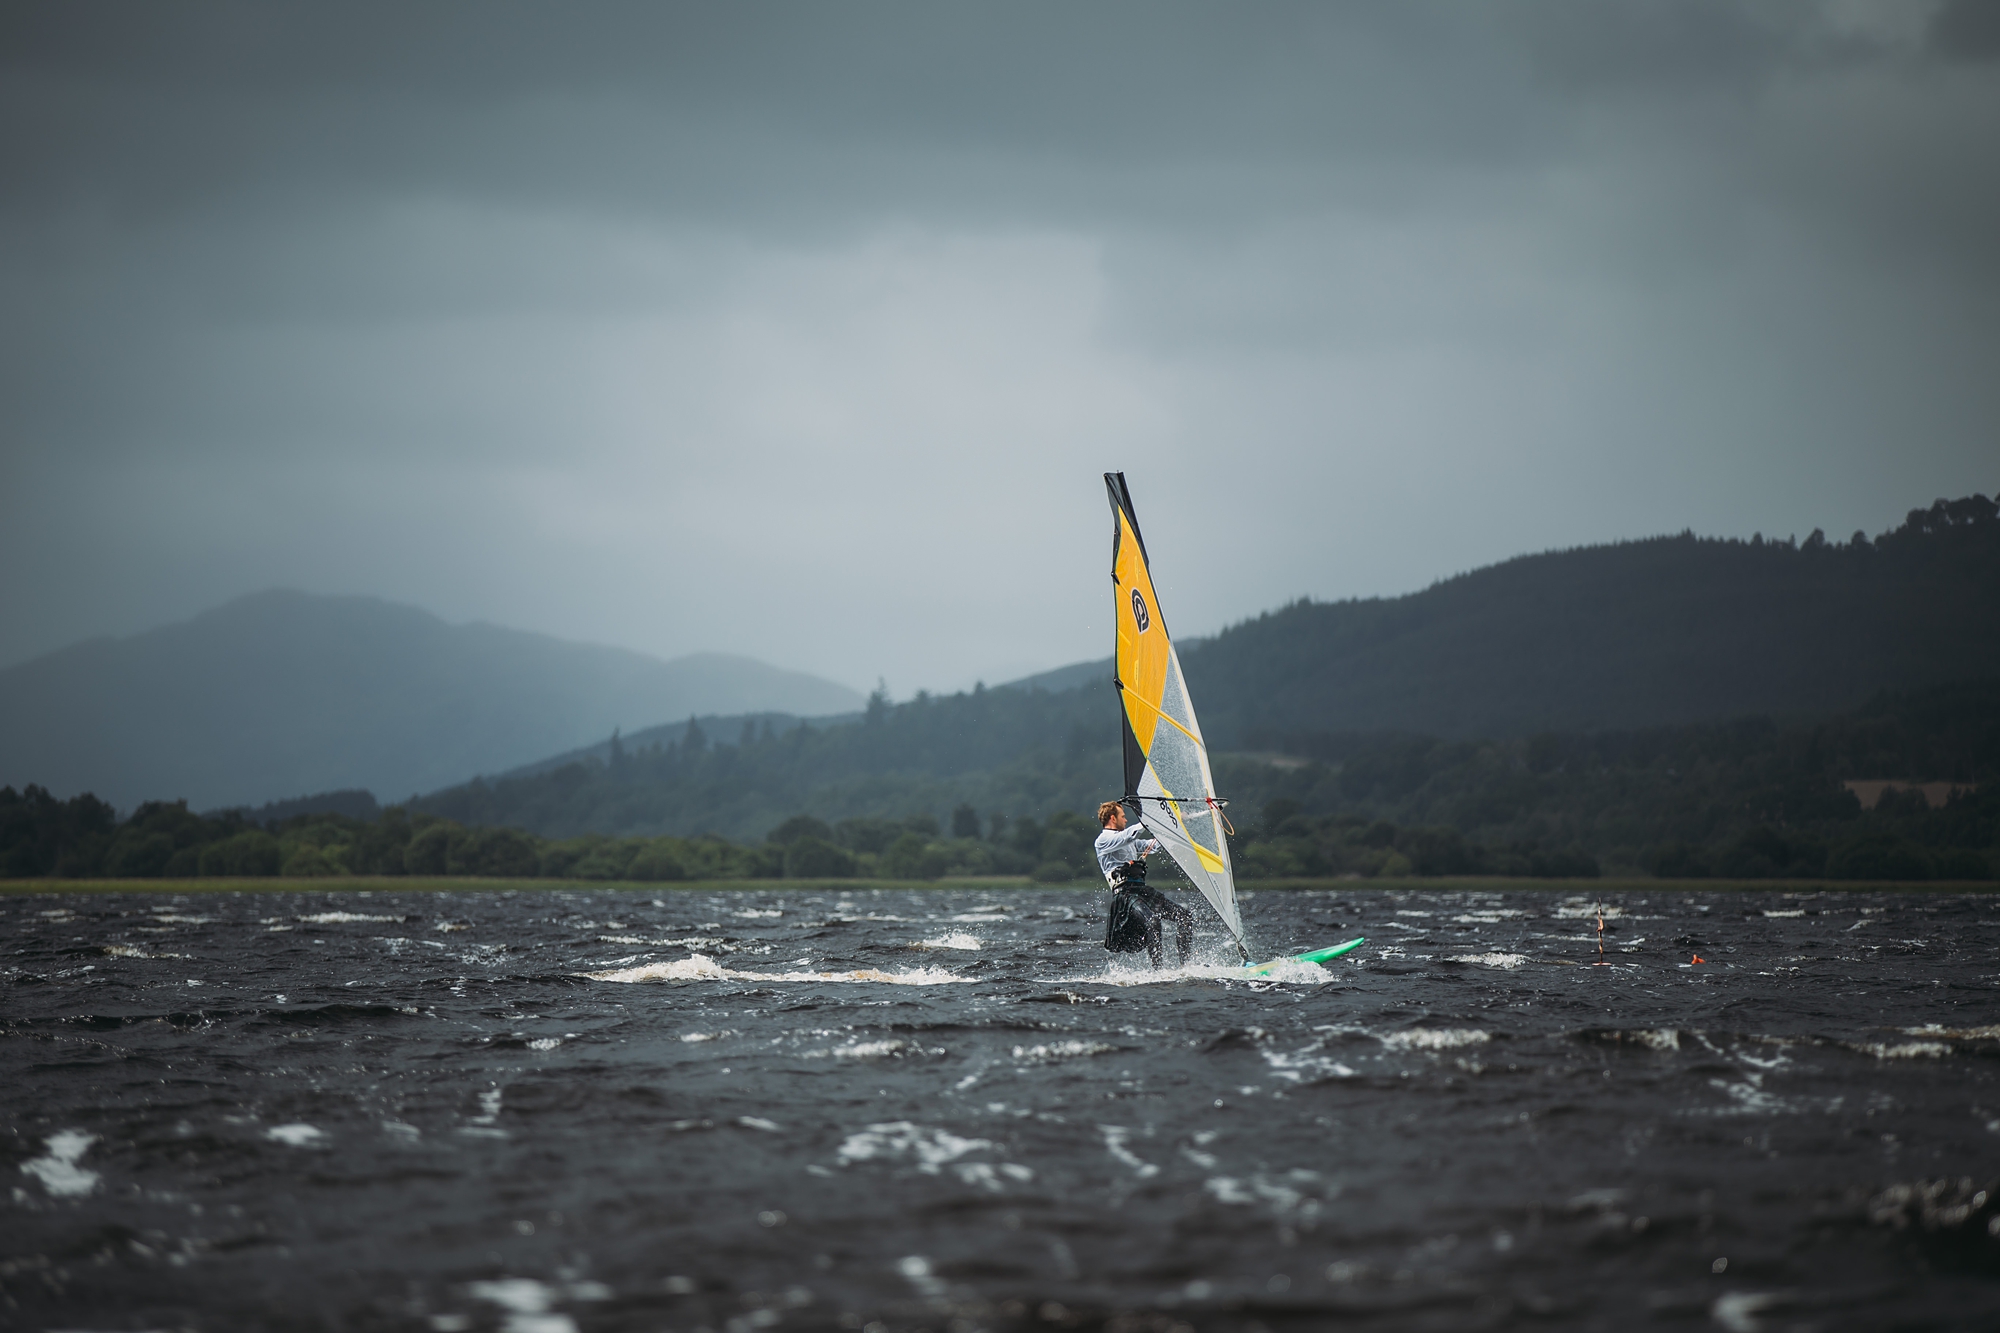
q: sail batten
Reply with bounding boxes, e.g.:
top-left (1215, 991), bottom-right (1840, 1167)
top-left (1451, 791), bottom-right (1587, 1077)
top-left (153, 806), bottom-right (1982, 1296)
top-left (1105, 472), bottom-right (1244, 951)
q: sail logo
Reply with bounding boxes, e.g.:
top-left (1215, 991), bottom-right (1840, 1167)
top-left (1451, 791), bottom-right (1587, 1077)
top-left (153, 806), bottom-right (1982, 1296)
top-left (1130, 588), bottom-right (1151, 631)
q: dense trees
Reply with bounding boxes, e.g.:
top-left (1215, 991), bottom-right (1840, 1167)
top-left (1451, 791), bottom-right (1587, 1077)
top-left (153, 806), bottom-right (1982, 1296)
top-left (4, 671), bottom-right (1995, 881)
top-left (0, 792), bottom-right (764, 882)
top-left (1218, 678), bottom-right (2000, 880)
top-left (0, 786), bottom-right (119, 877)
top-left (9, 670), bottom-right (1995, 883)
top-left (0, 786), bottom-right (1101, 883)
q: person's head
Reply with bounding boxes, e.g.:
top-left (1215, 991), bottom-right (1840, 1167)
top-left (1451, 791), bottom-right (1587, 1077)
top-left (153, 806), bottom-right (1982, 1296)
top-left (1097, 800), bottom-right (1126, 830)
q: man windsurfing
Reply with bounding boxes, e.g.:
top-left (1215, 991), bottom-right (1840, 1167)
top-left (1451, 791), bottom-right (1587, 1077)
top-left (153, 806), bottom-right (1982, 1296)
top-left (1096, 800), bottom-right (1196, 968)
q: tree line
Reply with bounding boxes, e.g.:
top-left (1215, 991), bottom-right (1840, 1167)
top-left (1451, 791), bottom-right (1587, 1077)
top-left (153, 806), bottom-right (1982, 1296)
top-left (1226, 677), bottom-right (2000, 881)
top-left (0, 785), bottom-right (1109, 883)
top-left (5, 693), bottom-right (1993, 882)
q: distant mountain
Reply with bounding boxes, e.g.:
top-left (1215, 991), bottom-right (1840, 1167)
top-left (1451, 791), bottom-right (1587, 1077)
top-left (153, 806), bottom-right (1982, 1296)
top-left (0, 590), bottom-right (865, 810)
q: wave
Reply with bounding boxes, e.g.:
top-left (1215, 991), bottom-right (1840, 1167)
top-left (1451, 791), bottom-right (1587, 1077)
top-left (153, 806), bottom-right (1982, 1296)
top-left (583, 953), bottom-right (973, 985)
top-left (1446, 952), bottom-right (1528, 968)
top-left (914, 933), bottom-right (982, 951)
top-left (1379, 1028), bottom-right (1491, 1051)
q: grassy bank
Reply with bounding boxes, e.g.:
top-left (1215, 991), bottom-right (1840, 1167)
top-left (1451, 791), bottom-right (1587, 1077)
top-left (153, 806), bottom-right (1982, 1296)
top-left (3, 876), bottom-right (1995, 897)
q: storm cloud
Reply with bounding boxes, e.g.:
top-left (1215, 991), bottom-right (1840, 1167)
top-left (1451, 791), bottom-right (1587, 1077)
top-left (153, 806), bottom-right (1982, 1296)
top-left (3, 1), bottom-right (1995, 693)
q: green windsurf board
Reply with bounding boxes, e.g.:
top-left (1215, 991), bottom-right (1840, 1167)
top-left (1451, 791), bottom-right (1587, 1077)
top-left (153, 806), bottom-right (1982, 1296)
top-left (1242, 937), bottom-right (1366, 975)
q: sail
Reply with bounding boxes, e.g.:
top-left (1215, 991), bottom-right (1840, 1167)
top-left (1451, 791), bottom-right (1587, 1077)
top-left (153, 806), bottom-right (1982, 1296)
top-left (1104, 472), bottom-right (1245, 950)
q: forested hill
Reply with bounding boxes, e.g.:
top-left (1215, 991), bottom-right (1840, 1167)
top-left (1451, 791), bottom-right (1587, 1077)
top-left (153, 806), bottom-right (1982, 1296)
top-left (416, 682), bottom-right (1113, 842)
top-left (1186, 494), bottom-right (2000, 743)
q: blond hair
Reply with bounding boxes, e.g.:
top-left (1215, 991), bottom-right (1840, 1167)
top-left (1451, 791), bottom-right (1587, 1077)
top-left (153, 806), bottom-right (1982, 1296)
top-left (1097, 801), bottom-right (1124, 827)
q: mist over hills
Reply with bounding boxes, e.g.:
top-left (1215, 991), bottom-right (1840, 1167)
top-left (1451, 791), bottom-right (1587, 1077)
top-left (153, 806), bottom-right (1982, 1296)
top-left (0, 590), bottom-right (864, 810)
top-left (415, 497), bottom-right (2000, 847)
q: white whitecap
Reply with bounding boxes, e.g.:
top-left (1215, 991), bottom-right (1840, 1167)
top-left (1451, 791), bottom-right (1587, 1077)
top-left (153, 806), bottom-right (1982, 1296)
top-left (1448, 953), bottom-right (1528, 969)
top-left (1099, 1125), bottom-right (1159, 1177)
top-left (1905, 1024), bottom-right (2000, 1040)
top-left (467, 1279), bottom-right (580, 1333)
top-left (1012, 1040), bottom-right (1114, 1063)
top-left (834, 1040), bottom-right (908, 1059)
top-left (837, 1121), bottom-right (992, 1174)
top-left (1380, 1029), bottom-right (1490, 1051)
top-left (1712, 1291), bottom-right (1793, 1333)
top-left (21, 1130), bottom-right (99, 1197)
top-left (1086, 958), bottom-right (1328, 986)
top-left (266, 1123), bottom-right (326, 1146)
top-left (105, 944), bottom-right (186, 959)
top-left (1849, 1041), bottom-right (1950, 1059)
top-left (584, 953), bottom-right (969, 986)
top-left (1553, 902), bottom-right (1623, 919)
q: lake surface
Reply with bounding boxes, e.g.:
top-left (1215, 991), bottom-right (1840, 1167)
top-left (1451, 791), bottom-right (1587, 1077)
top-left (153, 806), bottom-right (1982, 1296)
top-left (5, 884), bottom-right (1999, 1332)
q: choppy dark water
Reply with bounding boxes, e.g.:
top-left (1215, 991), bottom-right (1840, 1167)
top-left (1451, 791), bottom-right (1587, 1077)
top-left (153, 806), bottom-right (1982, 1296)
top-left (6, 885), bottom-right (2000, 1333)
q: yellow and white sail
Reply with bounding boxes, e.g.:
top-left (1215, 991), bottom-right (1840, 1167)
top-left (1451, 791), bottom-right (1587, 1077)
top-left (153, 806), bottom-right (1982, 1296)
top-left (1105, 472), bottom-right (1244, 952)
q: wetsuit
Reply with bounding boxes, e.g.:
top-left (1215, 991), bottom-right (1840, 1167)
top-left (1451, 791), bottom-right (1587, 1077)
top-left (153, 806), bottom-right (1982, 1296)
top-left (1095, 819), bottom-right (1195, 968)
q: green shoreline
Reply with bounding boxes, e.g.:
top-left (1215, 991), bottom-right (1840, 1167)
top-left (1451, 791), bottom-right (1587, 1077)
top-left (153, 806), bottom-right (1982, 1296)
top-left (2, 875), bottom-right (1993, 896)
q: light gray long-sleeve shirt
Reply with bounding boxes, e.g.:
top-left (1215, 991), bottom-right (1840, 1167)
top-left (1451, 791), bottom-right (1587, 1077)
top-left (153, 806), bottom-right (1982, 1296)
top-left (1094, 822), bottom-right (1160, 882)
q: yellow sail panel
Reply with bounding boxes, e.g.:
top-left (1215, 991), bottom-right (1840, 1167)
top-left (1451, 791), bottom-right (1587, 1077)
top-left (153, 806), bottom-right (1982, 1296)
top-left (1188, 840), bottom-right (1227, 874)
top-left (1112, 505), bottom-right (1171, 753)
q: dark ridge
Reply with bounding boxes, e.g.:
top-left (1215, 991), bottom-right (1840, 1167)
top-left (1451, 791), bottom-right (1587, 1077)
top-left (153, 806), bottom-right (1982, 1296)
top-left (212, 789), bottom-right (382, 824)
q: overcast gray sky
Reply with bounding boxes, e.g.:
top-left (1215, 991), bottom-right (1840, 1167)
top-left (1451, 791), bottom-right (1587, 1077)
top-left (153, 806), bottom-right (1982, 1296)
top-left (3, 1), bottom-right (1996, 695)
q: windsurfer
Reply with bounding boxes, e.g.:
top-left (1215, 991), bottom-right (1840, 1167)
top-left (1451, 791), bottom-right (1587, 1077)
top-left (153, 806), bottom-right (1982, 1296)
top-left (1095, 800), bottom-right (1196, 968)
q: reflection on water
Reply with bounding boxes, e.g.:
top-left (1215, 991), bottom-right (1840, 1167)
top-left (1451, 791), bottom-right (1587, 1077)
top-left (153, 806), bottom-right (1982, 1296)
top-left (4, 885), bottom-right (1999, 1330)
